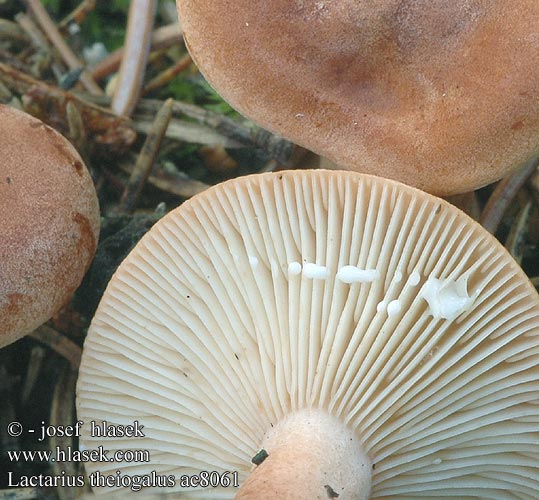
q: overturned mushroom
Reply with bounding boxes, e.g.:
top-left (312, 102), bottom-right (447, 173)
top-left (176, 1), bottom-right (539, 195)
top-left (77, 170), bottom-right (539, 498)
top-left (0, 104), bottom-right (100, 347)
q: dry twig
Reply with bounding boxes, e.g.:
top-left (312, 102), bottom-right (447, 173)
top-left (505, 199), bottom-right (533, 264)
top-left (142, 52), bottom-right (191, 95)
top-left (29, 325), bottom-right (82, 370)
top-left (21, 345), bottom-right (45, 404)
top-left (58, 0), bottom-right (96, 31)
top-left (0, 18), bottom-right (28, 44)
top-left (479, 157), bottom-right (539, 234)
top-left (111, 0), bottom-right (156, 116)
top-left (23, 0), bottom-right (102, 94)
top-left (91, 23), bottom-right (182, 81)
top-left (118, 160), bottom-right (209, 199)
top-left (0, 62), bottom-right (136, 149)
top-left (118, 98), bottom-right (174, 212)
top-left (138, 98), bottom-right (296, 164)
top-left (14, 12), bottom-right (53, 76)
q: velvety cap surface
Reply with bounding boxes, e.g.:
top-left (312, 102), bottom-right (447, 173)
top-left (177, 1), bottom-right (539, 195)
top-left (0, 105), bottom-right (100, 346)
top-left (77, 170), bottom-right (539, 497)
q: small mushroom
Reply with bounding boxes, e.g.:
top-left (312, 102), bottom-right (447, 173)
top-left (77, 170), bottom-right (539, 497)
top-left (0, 104), bottom-right (100, 347)
top-left (175, 1), bottom-right (539, 195)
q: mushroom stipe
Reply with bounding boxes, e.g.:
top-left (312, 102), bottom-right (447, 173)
top-left (77, 170), bottom-right (539, 498)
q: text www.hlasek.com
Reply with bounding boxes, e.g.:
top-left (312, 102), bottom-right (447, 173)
top-left (7, 446), bottom-right (150, 464)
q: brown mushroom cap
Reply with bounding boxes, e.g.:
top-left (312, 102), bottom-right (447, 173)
top-left (0, 105), bottom-right (100, 347)
top-left (176, 1), bottom-right (539, 195)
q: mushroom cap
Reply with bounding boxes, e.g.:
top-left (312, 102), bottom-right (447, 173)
top-left (176, 1), bottom-right (539, 195)
top-left (0, 105), bottom-right (100, 347)
top-left (77, 170), bottom-right (539, 497)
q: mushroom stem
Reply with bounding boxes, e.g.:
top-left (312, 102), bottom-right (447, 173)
top-left (236, 409), bottom-right (371, 500)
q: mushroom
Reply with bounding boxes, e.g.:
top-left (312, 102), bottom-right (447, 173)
top-left (77, 170), bottom-right (539, 497)
top-left (175, 1), bottom-right (539, 195)
top-left (0, 104), bottom-right (100, 347)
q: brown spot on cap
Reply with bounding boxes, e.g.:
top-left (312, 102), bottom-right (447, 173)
top-left (73, 212), bottom-right (97, 265)
top-left (73, 160), bottom-right (84, 176)
top-left (6, 293), bottom-right (24, 315)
